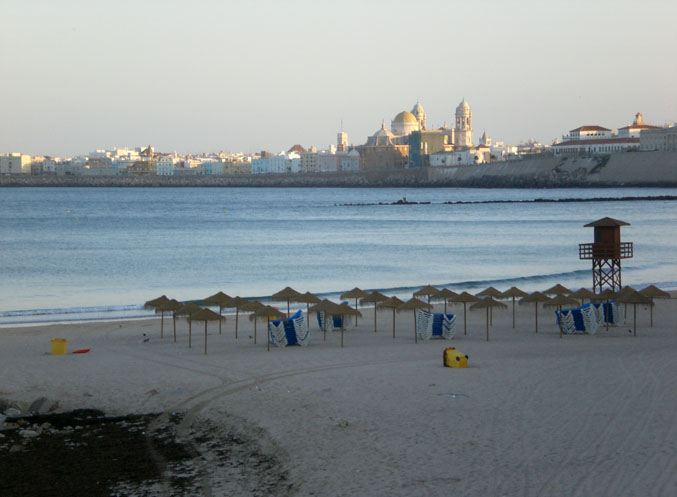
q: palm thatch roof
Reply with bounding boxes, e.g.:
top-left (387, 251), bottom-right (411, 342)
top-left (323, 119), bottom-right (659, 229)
top-left (543, 295), bottom-right (580, 308)
top-left (413, 285), bottom-right (440, 298)
top-left (377, 296), bottom-right (404, 309)
top-left (174, 303), bottom-right (204, 317)
top-left (476, 286), bottom-right (503, 298)
top-left (470, 296), bottom-right (508, 310)
top-left (361, 291), bottom-right (388, 304)
top-left (501, 286), bottom-right (528, 299)
top-left (520, 291), bottom-right (551, 304)
top-left (452, 291), bottom-right (481, 303)
top-left (397, 297), bottom-right (432, 312)
top-left (431, 288), bottom-right (459, 301)
top-left (639, 285), bottom-right (670, 298)
top-left (144, 295), bottom-right (170, 309)
top-left (203, 291), bottom-right (232, 306)
top-left (543, 284), bottom-right (572, 295)
top-left (340, 287), bottom-right (369, 300)
top-left (569, 288), bottom-right (595, 300)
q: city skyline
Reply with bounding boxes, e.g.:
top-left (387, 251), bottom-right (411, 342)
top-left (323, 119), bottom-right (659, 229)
top-left (2, 0), bottom-right (675, 157)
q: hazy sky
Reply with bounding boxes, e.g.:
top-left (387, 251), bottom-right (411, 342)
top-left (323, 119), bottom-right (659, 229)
top-left (2, 0), bottom-right (676, 157)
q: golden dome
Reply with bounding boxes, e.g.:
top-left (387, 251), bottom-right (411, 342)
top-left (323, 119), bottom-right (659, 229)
top-left (393, 111), bottom-right (417, 123)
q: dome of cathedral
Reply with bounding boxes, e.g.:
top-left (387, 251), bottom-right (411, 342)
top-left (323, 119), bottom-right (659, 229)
top-left (393, 111), bottom-right (418, 124)
top-left (373, 122), bottom-right (394, 137)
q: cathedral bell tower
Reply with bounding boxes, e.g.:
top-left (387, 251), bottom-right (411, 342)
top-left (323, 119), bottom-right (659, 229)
top-left (454, 99), bottom-right (473, 148)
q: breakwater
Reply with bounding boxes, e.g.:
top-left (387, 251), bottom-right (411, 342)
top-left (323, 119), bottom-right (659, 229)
top-left (2, 151), bottom-right (676, 188)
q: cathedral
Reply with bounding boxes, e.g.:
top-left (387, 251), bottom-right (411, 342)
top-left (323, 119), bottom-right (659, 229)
top-left (357, 100), bottom-right (475, 170)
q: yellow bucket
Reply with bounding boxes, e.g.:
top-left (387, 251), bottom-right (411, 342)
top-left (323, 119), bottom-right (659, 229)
top-left (51, 338), bottom-right (68, 355)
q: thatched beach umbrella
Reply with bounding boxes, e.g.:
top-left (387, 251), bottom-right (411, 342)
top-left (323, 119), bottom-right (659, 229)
top-left (203, 291), bottom-right (231, 335)
top-left (639, 285), bottom-right (670, 327)
top-left (144, 295), bottom-right (171, 338)
top-left (249, 305), bottom-right (287, 351)
top-left (619, 286), bottom-right (638, 319)
top-left (591, 289), bottom-right (619, 331)
top-left (452, 292), bottom-right (480, 336)
top-left (543, 284), bottom-right (572, 296)
top-left (569, 287), bottom-right (595, 307)
top-left (361, 291), bottom-right (388, 332)
top-left (297, 292), bottom-right (321, 323)
top-left (309, 299), bottom-right (341, 341)
top-left (174, 303), bottom-right (203, 348)
top-left (501, 287), bottom-right (528, 329)
top-left (377, 296), bottom-right (404, 339)
top-left (617, 290), bottom-right (653, 336)
top-left (431, 288), bottom-right (459, 314)
top-left (335, 303), bottom-right (362, 347)
top-left (397, 298), bottom-right (432, 344)
top-left (144, 295), bottom-right (169, 309)
top-left (477, 287), bottom-right (503, 325)
top-left (471, 297), bottom-right (507, 341)
top-left (224, 296), bottom-right (250, 339)
top-left (188, 308), bottom-right (224, 355)
top-left (519, 292), bottom-right (551, 333)
top-left (340, 288), bottom-right (369, 326)
top-left (272, 286), bottom-right (304, 318)
top-left (544, 295), bottom-right (582, 338)
top-left (239, 300), bottom-right (266, 344)
top-left (414, 284), bottom-right (440, 305)
top-left (155, 299), bottom-right (184, 343)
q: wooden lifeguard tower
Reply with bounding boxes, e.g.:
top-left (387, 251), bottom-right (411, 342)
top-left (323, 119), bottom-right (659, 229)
top-left (579, 217), bottom-right (633, 293)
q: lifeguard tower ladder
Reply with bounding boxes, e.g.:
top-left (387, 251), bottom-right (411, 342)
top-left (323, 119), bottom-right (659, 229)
top-left (579, 217), bottom-right (633, 293)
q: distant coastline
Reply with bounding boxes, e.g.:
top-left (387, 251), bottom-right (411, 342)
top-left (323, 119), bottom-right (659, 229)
top-left (2, 151), bottom-right (677, 188)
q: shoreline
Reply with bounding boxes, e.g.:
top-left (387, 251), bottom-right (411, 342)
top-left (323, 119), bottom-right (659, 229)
top-left (3, 296), bottom-right (676, 496)
top-left (3, 150), bottom-right (677, 188)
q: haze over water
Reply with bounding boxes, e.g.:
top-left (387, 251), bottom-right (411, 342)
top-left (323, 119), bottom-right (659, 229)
top-left (1, 187), bottom-right (676, 325)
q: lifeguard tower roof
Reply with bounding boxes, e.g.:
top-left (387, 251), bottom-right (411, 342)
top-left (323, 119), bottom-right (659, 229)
top-left (584, 217), bottom-right (630, 228)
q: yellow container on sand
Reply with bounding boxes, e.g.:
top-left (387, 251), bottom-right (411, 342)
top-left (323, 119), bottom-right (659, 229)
top-left (51, 338), bottom-right (68, 355)
top-left (443, 347), bottom-right (468, 368)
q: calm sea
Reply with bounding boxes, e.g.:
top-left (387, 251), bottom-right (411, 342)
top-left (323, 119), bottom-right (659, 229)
top-left (1, 186), bottom-right (676, 325)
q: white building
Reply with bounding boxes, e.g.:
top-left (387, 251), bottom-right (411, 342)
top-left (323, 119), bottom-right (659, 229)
top-left (640, 125), bottom-right (677, 151)
top-left (251, 151), bottom-right (301, 174)
top-left (156, 156), bottom-right (178, 176)
top-left (0, 153), bottom-right (32, 174)
top-left (552, 115), bottom-right (658, 155)
top-left (429, 149), bottom-right (485, 166)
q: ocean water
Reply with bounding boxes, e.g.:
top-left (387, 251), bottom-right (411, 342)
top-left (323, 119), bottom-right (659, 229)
top-left (1, 186), bottom-right (676, 325)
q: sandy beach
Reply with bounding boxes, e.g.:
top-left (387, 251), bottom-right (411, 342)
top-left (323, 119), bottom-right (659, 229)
top-left (2, 298), bottom-right (676, 496)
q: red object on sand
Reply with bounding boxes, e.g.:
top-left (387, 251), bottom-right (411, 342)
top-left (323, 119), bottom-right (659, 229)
top-left (72, 349), bottom-right (90, 354)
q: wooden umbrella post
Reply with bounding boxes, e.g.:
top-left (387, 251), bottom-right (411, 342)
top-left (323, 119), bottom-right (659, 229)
top-left (204, 322), bottom-right (208, 355)
top-left (486, 306), bottom-right (489, 341)
top-left (160, 311), bottom-right (164, 339)
top-left (188, 321), bottom-right (192, 348)
top-left (392, 308), bottom-right (396, 339)
top-left (173, 315), bottom-right (177, 343)
top-left (463, 303), bottom-right (467, 336)
top-left (218, 306), bottom-right (222, 335)
top-left (254, 318), bottom-right (257, 344)
top-left (535, 302), bottom-right (539, 333)
top-left (341, 321), bottom-right (344, 348)
top-left (633, 303), bottom-right (637, 337)
top-left (235, 308), bottom-right (239, 339)
top-left (374, 307), bottom-right (377, 332)
top-left (267, 317), bottom-right (270, 351)
top-left (414, 311), bottom-right (418, 344)
top-left (512, 297), bottom-right (516, 329)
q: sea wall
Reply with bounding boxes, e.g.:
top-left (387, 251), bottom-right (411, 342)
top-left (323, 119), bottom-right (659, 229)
top-left (1, 151), bottom-right (676, 188)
